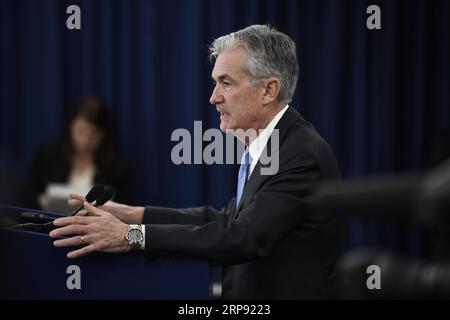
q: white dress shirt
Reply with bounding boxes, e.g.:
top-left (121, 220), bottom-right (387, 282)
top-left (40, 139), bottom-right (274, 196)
top-left (247, 105), bottom-right (289, 177)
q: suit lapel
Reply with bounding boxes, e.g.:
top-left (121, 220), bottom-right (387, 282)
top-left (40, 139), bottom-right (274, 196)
top-left (233, 107), bottom-right (302, 218)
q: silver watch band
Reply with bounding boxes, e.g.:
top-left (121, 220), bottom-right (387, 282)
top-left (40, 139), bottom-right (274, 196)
top-left (127, 224), bottom-right (145, 250)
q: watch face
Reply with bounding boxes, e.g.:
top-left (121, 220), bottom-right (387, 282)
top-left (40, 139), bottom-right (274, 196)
top-left (128, 229), bottom-right (143, 245)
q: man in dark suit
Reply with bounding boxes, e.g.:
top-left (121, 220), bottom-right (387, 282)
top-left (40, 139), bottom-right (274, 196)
top-left (50, 25), bottom-right (342, 299)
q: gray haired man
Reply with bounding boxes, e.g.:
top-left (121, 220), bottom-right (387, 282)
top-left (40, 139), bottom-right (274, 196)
top-left (50, 25), bottom-right (342, 299)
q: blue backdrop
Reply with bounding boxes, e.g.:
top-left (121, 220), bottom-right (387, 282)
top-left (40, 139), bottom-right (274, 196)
top-left (1, 0), bottom-right (449, 255)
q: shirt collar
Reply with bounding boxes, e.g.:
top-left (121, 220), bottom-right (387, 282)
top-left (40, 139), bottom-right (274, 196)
top-left (248, 105), bottom-right (289, 166)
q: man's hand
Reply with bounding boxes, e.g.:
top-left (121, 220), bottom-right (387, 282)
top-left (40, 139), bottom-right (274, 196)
top-left (50, 202), bottom-right (131, 259)
top-left (68, 193), bottom-right (145, 224)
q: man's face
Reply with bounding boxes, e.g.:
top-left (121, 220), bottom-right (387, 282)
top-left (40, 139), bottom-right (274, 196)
top-left (210, 47), bottom-right (265, 133)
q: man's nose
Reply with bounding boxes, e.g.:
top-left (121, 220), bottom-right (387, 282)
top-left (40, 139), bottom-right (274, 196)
top-left (210, 86), bottom-right (224, 105)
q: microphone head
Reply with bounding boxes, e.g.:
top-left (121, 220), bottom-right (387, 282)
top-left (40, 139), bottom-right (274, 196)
top-left (85, 184), bottom-right (106, 203)
top-left (95, 186), bottom-right (116, 206)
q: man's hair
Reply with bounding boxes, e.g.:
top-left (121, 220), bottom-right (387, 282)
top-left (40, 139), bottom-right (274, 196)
top-left (209, 24), bottom-right (299, 104)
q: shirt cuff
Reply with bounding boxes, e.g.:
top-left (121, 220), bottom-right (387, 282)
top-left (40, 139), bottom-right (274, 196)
top-left (140, 224), bottom-right (145, 250)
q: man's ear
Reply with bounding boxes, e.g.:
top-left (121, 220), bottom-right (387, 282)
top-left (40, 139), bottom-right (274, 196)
top-left (262, 77), bottom-right (281, 105)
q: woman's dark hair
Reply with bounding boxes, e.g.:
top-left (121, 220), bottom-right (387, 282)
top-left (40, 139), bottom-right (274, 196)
top-left (63, 96), bottom-right (115, 167)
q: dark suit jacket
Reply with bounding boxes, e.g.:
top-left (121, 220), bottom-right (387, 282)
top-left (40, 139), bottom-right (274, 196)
top-left (142, 107), bottom-right (342, 299)
top-left (21, 141), bottom-right (132, 209)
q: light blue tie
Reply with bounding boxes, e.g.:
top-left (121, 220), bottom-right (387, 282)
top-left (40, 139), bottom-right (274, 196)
top-left (236, 148), bottom-right (251, 208)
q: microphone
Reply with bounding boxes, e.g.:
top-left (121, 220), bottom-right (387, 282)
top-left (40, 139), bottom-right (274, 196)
top-left (305, 159), bottom-right (450, 231)
top-left (45, 186), bottom-right (115, 229)
top-left (306, 175), bottom-right (420, 223)
top-left (306, 158), bottom-right (450, 227)
top-left (19, 211), bottom-right (58, 224)
top-left (9, 184), bottom-right (116, 234)
top-left (12, 221), bottom-right (56, 233)
top-left (0, 214), bottom-right (18, 228)
top-left (416, 160), bottom-right (450, 229)
top-left (71, 184), bottom-right (105, 216)
top-left (93, 186), bottom-right (115, 207)
top-left (71, 185), bottom-right (115, 216)
top-left (338, 249), bottom-right (450, 299)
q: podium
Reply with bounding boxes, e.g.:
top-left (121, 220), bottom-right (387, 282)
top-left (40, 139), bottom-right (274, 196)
top-left (0, 205), bottom-right (210, 299)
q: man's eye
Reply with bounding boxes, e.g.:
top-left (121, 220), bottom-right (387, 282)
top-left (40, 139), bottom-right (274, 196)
top-left (223, 82), bottom-right (231, 87)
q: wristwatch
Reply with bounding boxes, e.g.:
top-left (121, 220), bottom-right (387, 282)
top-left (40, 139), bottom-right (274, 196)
top-left (124, 224), bottom-right (144, 250)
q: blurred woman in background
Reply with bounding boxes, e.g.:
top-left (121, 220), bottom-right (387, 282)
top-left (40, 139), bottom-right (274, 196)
top-left (22, 96), bottom-right (131, 210)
